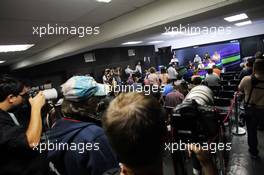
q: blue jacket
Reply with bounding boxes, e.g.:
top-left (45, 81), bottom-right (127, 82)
top-left (47, 118), bottom-right (118, 175)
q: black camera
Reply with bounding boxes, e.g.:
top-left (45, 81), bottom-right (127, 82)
top-left (171, 85), bottom-right (220, 143)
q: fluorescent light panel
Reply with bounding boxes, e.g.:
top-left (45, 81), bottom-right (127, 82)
top-left (235, 20), bottom-right (252, 26)
top-left (122, 41), bottom-right (143, 45)
top-left (0, 44), bottom-right (34, 52)
top-left (148, 41), bottom-right (164, 44)
top-left (96, 0), bottom-right (111, 3)
top-left (224, 13), bottom-right (248, 22)
top-left (0, 60), bottom-right (6, 64)
top-left (162, 31), bottom-right (199, 36)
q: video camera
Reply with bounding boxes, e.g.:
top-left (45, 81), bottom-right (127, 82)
top-left (171, 85), bottom-right (221, 143)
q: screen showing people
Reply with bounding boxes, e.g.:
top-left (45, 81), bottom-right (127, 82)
top-left (173, 41), bottom-right (241, 72)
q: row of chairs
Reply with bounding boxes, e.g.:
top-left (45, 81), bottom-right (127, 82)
top-left (220, 72), bottom-right (240, 81)
top-left (211, 81), bottom-right (237, 151)
top-left (220, 79), bottom-right (240, 86)
top-left (210, 87), bottom-right (236, 99)
top-left (214, 97), bottom-right (232, 107)
top-left (211, 85), bottom-right (238, 92)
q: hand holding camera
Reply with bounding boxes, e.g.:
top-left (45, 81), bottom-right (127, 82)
top-left (29, 91), bottom-right (46, 110)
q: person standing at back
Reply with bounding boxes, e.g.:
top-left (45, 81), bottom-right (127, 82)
top-left (167, 63), bottom-right (178, 82)
top-left (239, 58), bottom-right (264, 159)
top-left (0, 76), bottom-right (47, 175)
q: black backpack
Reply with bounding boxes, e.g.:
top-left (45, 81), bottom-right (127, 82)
top-left (245, 74), bottom-right (264, 107)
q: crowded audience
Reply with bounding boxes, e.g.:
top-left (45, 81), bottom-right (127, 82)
top-left (1, 50), bottom-right (263, 175)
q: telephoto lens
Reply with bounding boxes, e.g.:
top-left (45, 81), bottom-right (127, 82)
top-left (42, 88), bottom-right (61, 100)
top-left (28, 87), bottom-right (63, 100)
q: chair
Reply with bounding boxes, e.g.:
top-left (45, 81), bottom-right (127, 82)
top-left (220, 72), bottom-right (237, 76)
top-left (221, 75), bottom-right (235, 81)
top-left (220, 80), bottom-right (228, 86)
top-left (229, 79), bottom-right (240, 86)
top-left (214, 97), bottom-right (231, 107)
top-left (209, 86), bottom-right (222, 96)
top-left (218, 91), bottom-right (235, 99)
top-left (223, 85), bottom-right (237, 91)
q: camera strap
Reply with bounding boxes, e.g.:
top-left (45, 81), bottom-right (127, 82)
top-left (8, 112), bottom-right (20, 126)
top-left (245, 74), bottom-right (264, 108)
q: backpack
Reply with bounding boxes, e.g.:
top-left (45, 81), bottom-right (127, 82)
top-left (245, 74), bottom-right (264, 107)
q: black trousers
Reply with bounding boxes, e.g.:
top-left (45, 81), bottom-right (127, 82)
top-left (245, 107), bottom-right (264, 155)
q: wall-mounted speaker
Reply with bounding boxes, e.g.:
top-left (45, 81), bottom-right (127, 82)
top-left (84, 53), bottom-right (96, 62)
top-left (128, 49), bottom-right (136, 56)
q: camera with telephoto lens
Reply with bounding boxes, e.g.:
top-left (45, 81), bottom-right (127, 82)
top-left (26, 85), bottom-right (64, 131)
top-left (171, 85), bottom-right (221, 143)
top-left (28, 86), bottom-right (63, 101)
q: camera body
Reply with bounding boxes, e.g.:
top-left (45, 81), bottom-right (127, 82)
top-left (171, 85), bottom-right (220, 143)
top-left (26, 86), bottom-right (63, 130)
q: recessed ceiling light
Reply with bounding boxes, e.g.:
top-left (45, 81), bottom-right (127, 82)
top-left (235, 20), bottom-right (252, 26)
top-left (224, 13), bottom-right (248, 22)
top-left (96, 0), bottom-right (111, 3)
top-left (0, 60), bottom-right (6, 64)
top-left (0, 44), bottom-right (34, 52)
top-left (148, 41), bottom-right (164, 44)
top-left (122, 41), bottom-right (143, 45)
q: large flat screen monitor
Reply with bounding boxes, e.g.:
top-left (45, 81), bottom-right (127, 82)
top-left (173, 41), bottom-right (241, 71)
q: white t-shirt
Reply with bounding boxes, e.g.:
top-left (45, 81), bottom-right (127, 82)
top-left (204, 74), bottom-right (220, 86)
top-left (193, 56), bottom-right (202, 63)
top-left (167, 67), bottom-right (178, 80)
top-left (135, 65), bottom-right (142, 74)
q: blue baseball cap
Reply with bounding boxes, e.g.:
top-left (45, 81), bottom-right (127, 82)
top-left (61, 76), bottom-right (110, 102)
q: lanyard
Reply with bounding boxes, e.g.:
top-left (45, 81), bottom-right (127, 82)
top-left (8, 112), bottom-right (20, 126)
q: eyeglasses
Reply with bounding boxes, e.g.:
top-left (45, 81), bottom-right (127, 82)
top-left (18, 93), bottom-right (28, 99)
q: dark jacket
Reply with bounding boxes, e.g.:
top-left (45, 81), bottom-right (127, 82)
top-left (0, 109), bottom-right (48, 175)
top-left (103, 168), bottom-right (120, 175)
top-left (47, 118), bottom-right (118, 175)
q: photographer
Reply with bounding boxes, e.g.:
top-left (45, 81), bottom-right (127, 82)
top-left (0, 77), bottom-right (46, 175)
